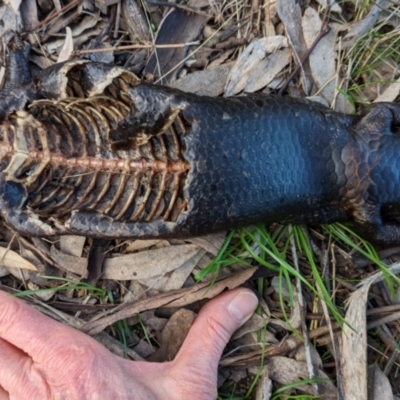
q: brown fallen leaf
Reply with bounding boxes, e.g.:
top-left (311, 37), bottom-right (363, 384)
top-left (57, 26), bottom-right (73, 62)
top-left (0, 2), bottom-right (20, 37)
top-left (254, 368), bottom-right (273, 400)
top-left (0, 266), bottom-right (10, 277)
top-left (185, 232), bottom-right (227, 256)
top-left (224, 36), bottom-right (288, 96)
top-left (60, 235), bottom-right (86, 257)
top-left (102, 244), bottom-right (201, 281)
top-left (276, 0), bottom-right (312, 93)
top-left (0, 246), bottom-right (37, 271)
top-left (148, 308), bottom-right (196, 362)
top-left (145, 7), bottom-right (210, 83)
top-left (232, 313), bottom-right (272, 341)
top-left (82, 267), bottom-right (258, 335)
top-left (302, 7), bottom-right (337, 104)
top-left (139, 249), bottom-right (205, 291)
top-left (170, 64), bottom-right (233, 97)
top-left (124, 239), bottom-right (167, 253)
top-left (50, 245), bottom-right (88, 278)
top-left (245, 47), bottom-right (291, 93)
top-left (265, 356), bottom-right (337, 396)
top-left (374, 76), bottom-right (400, 103)
top-left (341, 0), bottom-right (383, 49)
top-left (369, 364), bottom-right (394, 400)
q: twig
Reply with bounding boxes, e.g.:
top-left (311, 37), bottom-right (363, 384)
top-left (30, 0), bottom-right (81, 32)
top-left (76, 42), bottom-right (200, 55)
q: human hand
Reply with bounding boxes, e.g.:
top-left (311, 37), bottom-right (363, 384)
top-left (0, 288), bottom-right (258, 400)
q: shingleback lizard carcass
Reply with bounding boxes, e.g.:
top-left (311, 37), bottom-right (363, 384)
top-left (0, 40), bottom-right (400, 246)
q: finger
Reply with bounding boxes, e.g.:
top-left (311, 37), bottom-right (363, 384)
top-left (0, 291), bottom-right (91, 363)
top-left (174, 288), bottom-right (258, 373)
top-left (0, 337), bottom-right (44, 399)
top-left (0, 385), bottom-right (9, 400)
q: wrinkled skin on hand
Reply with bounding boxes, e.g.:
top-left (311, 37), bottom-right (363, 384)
top-left (0, 288), bottom-right (258, 400)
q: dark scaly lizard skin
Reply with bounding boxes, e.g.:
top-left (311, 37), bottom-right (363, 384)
top-left (0, 42), bottom-right (400, 246)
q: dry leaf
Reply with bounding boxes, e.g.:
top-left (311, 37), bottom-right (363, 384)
top-left (302, 7), bottom-right (337, 104)
top-left (232, 313), bottom-right (272, 340)
top-left (20, 0), bottom-right (39, 31)
top-left (370, 364), bottom-right (394, 400)
top-left (315, 0), bottom-right (342, 13)
top-left (340, 262), bottom-right (400, 400)
top-left (5, 0), bottom-right (21, 13)
top-left (245, 48), bottom-right (291, 92)
top-left (50, 245), bottom-right (88, 277)
top-left (83, 267), bottom-right (258, 335)
top-left (266, 356), bottom-right (336, 396)
top-left (0, 4), bottom-right (21, 36)
top-left (140, 249), bottom-right (205, 291)
top-left (70, 14), bottom-right (100, 37)
top-left (255, 368), bottom-right (273, 400)
top-left (170, 63), bottom-right (233, 97)
top-left (276, 0), bottom-right (311, 93)
top-left (374, 76), bottom-right (400, 103)
top-left (225, 36), bottom-right (288, 96)
top-left (102, 244), bottom-right (201, 281)
top-left (342, 0), bottom-right (383, 49)
top-left (133, 341), bottom-right (155, 358)
top-left (27, 282), bottom-right (55, 301)
top-left (57, 27), bottom-right (74, 63)
top-left (125, 239), bottom-right (166, 253)
top-left (148, 308), bottom-right (196, 362)
top-left (145, 8), bottom-right (210, 83)
top-left (60, 236), bottom-right (86, 257)
top-left (0, 246), bottom-right (37, 271)
top-left (186, 232), bottom-right (227, 256)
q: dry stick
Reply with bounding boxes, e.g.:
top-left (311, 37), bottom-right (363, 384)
top-left (220, 322), bottom-right (341, 367)
top-left (278, 9), bottom-right (331, 96)
top-left (30, 0), bottom-right (81, 32)
top-left (76, 42), bottom-right (200, 55)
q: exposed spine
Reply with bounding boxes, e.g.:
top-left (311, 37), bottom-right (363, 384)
top-left (1, 96), bottom-right (190, 223)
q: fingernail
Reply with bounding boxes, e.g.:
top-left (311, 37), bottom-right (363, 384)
top-left (228, 291), bottom-right (258, 324)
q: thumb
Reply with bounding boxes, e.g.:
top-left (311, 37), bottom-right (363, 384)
top-left (173, 288), bottom-right (258, 374)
